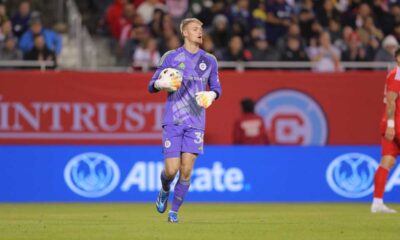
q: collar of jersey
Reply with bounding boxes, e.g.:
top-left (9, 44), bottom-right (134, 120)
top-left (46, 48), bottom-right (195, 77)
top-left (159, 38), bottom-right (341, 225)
top-left (181, 46), bottom-right (201, 57)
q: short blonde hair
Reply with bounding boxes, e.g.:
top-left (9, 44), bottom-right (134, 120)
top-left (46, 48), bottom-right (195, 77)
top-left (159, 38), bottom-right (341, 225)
top-left (180, 18), bottom-right (203, 35)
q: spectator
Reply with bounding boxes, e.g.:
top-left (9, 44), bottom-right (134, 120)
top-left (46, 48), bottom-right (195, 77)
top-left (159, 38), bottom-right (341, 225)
top-left (157, 14), bottom-right (179, 53)
top-left (249, 36), bottom-right (280, 61)
top-left (196, 0), bottom-right (226, 29)
top-left (209, 14), bottom-right (230, 51)
top-left (365, 35), bottom-right (381, 61)
top-left (228, 0), bottom-right (253, 36)
top-left (233, 98), bottom-right (269, 145)
top-left (357, 15), bottom-right (384, 46)
top-left (328, 18), bottom-right (342, 44)
top-left (0, 36), bottom-right (22, 61)
top-left (132, 37), bottom-right (160, 68)
top-left (341, 32), bottom-right (368, 61)
top-left (0, 2), bottom-right (8, 26)
top-left (24, 34), bottom-right (57, 68)
top-left (266, 0), bottom-right (294, 44)
top-left (105, 0), bottom-right (128, 40)
top-left (308, 31), bottom-right (341, 72)
top-left (316, 0), bottom-right (341, 28)
top-left (381, 4), bottom-right (400, 36)
top-left (252, 0), bottom-right (268, 28)
top-left (309, 20), bottom-right (324, 43)
top-left (393, 22), bottom-right (400, 43)
top-left (202, 33), bottom-right (215, 55)
top-left (298, 0), bottom-right (316, 42)
top-left (249, 27), bottom-right (266, 47)
top-left (137, 0), bottom-right (166, 25)
top-left (0, 20), bottom-right (13, 45)
top-left (334, 25), bottom-right (353, 52)
top-left (11, 1), bottom-right (31, 39)
top-left (117, 3), bottom-right (139, 63)
top-left (354, 3), bottom-right (374, 30)
top-left (375, 35), bottom-right (399, 61)
top-left (221, 35), bottom-right (251, 61)
top-left (164, 34), bottom-right (180, 52)
top-left (19, 17), bottom-right (62, 55)
top-left (282, 36), bottom-right (309, 61)
top-left (149, 8), bottom-right (165, 38)
top-left (122, 23), bottom-right (149, 65)
top-left (165, 0), bottom-right (188, 24)
top-left (276, 22), bottom-right (307, 53)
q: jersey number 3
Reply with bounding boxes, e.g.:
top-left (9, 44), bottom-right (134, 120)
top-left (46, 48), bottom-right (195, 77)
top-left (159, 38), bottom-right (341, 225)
top-left (194, 132), bottom-right (204, 144)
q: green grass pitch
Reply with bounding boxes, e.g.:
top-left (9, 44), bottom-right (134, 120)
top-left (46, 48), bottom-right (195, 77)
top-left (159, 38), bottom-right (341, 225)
top-left (0, 203), bottom-right (398, 240)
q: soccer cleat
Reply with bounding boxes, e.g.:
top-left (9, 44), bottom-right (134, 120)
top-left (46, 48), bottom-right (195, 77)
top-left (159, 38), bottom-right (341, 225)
top-left (156, 189), bottom-right (170, 213)
top-left (371, 203), bottom-right (397, 213)
top-left (168, 211), bottom-right (179, 223)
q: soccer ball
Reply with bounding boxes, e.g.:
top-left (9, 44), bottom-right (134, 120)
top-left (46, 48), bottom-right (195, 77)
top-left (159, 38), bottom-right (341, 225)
top-left (158, 68), bottom-right (182, 81)
top-left (158, 68), bottom-right (182, 91)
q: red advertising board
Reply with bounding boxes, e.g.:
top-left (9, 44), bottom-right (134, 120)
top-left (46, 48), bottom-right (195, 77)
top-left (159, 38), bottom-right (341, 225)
top-left (0, 71), bottom-right (385, 145)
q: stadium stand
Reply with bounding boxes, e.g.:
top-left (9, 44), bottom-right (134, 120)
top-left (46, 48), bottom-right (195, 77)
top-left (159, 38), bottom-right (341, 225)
top-left (1, 0), bottom-right (400, 71)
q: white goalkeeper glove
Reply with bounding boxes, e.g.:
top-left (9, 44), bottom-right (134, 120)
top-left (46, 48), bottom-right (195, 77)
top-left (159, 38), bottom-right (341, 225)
top-left (195, 91), bottom-right (217, 109)
top-left (154, 75), bottom-right (182, 92)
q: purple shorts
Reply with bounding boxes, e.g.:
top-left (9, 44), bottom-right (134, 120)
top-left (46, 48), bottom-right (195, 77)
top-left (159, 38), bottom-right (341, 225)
top-left (162, 124), bottom-right (204, 159)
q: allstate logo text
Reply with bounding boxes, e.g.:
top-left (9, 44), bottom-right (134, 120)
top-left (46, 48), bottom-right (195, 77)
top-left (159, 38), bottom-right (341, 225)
top-left (255, 89), bottom-right (328, 145)
top-left (326, 153), bottom-right (378, 198)
top-left (64, 152), bottom-right (120, 198)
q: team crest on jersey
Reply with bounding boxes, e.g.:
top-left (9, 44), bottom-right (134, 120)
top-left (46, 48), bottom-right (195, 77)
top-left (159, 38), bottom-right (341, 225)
top-left (199, 62), bottom-right (207, 71)
top-left (164, 140), bottom-right (171, 148)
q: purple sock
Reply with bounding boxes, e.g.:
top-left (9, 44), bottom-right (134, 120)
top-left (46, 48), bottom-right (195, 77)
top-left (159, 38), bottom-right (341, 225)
top-left (161, 170), bottom-right (174, 192)
top-left (171, 179), bottom-right (190, 212)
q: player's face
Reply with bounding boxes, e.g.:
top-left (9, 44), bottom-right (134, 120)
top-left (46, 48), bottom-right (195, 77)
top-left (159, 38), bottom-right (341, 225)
top-left (184, 22), bottom-right (203, 45)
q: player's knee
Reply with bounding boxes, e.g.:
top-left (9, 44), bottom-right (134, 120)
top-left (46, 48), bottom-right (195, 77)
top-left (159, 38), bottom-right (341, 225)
top-left (381, 156), bottom-right (396, 170)
top-left (382, 161), bottom-right (396, 170)
top-left (164, 166), bottom-right (179, 178)
top-left (179, 165), bottom-right (193, 180)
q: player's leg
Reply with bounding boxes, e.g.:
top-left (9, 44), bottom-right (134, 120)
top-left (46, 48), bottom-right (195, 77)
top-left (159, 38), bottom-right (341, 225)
top-left (156, 125), bottom-right (183, 214)
top-left (156, 157), bottom-right (180, 213)
top-left (169, 152), bottom-right (197, 223)
top-left (168, 126), bottom-right (204, 222)
top-left (371, 138), bottom-right (398, 213)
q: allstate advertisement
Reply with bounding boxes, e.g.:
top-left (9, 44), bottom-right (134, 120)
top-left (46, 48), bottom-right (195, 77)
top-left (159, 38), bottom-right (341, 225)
top-left (0, 146), bottom-right (399, 202)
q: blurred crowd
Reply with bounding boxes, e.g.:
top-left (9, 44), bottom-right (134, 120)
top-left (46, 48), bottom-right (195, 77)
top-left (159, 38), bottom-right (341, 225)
top-left (98, 0), bottom-right (400, 71)
top-left (0, 1), bottom-right (61, 68)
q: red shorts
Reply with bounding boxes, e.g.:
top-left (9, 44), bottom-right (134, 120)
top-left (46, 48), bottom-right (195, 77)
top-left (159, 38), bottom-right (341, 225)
top-left (381, 137), bottom-right (400, 157)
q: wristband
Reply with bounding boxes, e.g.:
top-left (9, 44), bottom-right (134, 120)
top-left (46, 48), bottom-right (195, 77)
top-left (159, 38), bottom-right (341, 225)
top-left (387, 119), bottom-right (395, 128)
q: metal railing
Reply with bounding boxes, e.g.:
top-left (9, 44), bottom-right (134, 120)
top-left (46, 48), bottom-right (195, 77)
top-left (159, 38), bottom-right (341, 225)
top-left (217, 61), bottom-right (395, 71)
top-left (79, 61), bottom-right (394, 72)
top-left (0, 60), bottom-right (56, 71)
top-left (0, 60), bottom-right (392, 72)
top-left (66, 0), bottom-right (97, 69)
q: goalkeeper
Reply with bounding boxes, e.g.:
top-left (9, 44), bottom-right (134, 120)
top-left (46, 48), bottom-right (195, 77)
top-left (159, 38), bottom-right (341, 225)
top-left (148, 18), bottom-right (222, 223)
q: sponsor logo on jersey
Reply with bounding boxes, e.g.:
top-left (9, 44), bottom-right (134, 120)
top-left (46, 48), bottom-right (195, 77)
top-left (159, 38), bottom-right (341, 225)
top-left (178, 62), bottom-right (185, 69)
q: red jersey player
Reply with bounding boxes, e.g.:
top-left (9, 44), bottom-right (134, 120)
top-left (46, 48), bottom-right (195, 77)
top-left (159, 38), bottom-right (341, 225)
top-left (371, 48), bottom-right (400, 213)
top-left (233, 98), bottom-right (269, 145)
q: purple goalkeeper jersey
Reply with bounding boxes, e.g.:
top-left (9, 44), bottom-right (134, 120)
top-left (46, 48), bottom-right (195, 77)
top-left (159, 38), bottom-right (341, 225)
top-left (148, 46), bottom-right (222, 130)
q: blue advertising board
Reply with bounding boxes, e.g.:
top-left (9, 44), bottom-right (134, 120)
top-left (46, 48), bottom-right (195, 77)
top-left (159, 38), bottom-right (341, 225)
top-left (0, 145), bottom-right (399, 202)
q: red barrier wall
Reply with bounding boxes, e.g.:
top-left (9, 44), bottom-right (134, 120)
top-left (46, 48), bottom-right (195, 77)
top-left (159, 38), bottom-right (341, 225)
top-left (0, 71), bottom-right (385, 145)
